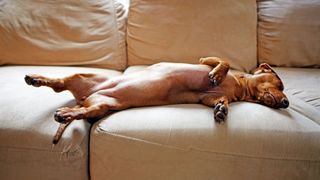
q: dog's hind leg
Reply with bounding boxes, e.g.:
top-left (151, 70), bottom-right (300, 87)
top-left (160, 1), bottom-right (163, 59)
top-left (25, 74), bottom-right (66, 92)
top-left (199, 57), bottom-right (230, 86)
top-left (51, 95), bottom-right (115, 144)
top-left (25, 73), bottom-right (108, 104)
top-left (53, 94), bottom-right (120, 124)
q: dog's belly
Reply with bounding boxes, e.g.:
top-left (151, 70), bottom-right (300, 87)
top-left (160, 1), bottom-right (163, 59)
top-left (108, 74), bottom-right (185, 107)
top-left (95, 63), bottom-right (214, 108)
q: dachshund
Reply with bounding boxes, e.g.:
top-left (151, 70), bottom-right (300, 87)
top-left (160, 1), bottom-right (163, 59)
top-left (25, 57), bottom-right (289, 144)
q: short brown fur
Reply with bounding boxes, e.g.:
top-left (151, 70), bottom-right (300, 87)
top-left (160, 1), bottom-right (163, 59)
top-left (25, 57), bottom-right (289, 144)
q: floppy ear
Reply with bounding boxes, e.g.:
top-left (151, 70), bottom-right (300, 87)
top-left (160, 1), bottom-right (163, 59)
top-left (254, 63), bottom-right (284, 90)
top-left (253, 63), bottom-right (273, 74)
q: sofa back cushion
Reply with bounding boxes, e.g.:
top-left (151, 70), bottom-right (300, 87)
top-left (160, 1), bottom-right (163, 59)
top-left (127, 0), bottom-right (257, 72)
top-left (258, 0), bottom-right (320, 67)
top-left (0, 0), bottom-right (127, 70)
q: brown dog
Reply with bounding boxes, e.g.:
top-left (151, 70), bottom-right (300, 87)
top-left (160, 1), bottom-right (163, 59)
top-left (25, 57), bottom-right (289, 144)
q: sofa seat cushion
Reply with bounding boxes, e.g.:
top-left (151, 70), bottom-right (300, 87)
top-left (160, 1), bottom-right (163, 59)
top-left (90, 66), bottom-right (320, 180)
top-left (0, 66), bottom-right (122, 180)
top-left (275, 67), bottom-right (320, 113)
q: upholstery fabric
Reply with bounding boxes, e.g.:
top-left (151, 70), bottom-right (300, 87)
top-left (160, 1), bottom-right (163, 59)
top-left (0, 0), bottom-right (127, 70)
top-left (91, 103), bottom-right (320, 180)
top-left (274, 67), bottom-right (320, 113)
top-left (90, 66), bottom-right (320, 180)
top-left (0, 66), bottom-right (122, 180)
top-left (127, 0), bottom-right (257, 72)
top-left (258, 0), bottom-right (320, 67)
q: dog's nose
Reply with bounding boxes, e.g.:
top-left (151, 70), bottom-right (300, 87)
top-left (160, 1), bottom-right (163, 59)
top-left (280, 98), bottom-right (289, 108)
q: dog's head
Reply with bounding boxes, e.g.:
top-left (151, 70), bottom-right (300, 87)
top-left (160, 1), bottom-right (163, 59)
top-left (249, 63), bottom-right (289, 109)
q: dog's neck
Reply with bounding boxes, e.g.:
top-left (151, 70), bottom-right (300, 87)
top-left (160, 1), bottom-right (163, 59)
top-left (234, 73), bottom-right (256, 102)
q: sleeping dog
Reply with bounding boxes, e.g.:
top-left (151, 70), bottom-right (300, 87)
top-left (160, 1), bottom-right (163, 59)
top-left (25, 57), bottom-right (289, 144)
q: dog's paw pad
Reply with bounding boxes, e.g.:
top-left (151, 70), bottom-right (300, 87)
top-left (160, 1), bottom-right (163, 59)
top-left (54, 111), bottom-right (68, 123)
top-left (213, 103), bottom-right (228, 123)
top-left (54, 107), bottom-right (85, 123)
top-left (54, 108), bottom-right (74, 123)
top-left (24, 75), bottom-right (33, 85)
top-left (209, 73), bottom-right (223, 86)
top-left (24, 75), bottom-right (42, 87)
top-left (215, 112), bottom-right (225, 123)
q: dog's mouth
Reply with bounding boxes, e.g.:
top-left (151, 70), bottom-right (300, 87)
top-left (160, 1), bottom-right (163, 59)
top-left (262, 92), bottom-right (277, 107)
top-left (262, 92), bottom-right (289, 109)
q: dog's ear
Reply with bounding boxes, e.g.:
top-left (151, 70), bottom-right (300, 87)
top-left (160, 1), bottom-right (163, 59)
top-left (254, 63), bottom-right (284, 90)
top-left (254, 63), bottom-right (274, 74)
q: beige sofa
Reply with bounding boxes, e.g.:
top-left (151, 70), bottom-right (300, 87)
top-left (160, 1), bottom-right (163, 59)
top-left (0, 0), bottom-right (319, 180)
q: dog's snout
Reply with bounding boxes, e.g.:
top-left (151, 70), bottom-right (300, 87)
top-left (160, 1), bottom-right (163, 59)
top-left (280, 98), bottom-right (289, 108)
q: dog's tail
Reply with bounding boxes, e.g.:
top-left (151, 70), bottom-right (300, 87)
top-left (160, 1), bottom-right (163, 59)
top-left (52, 121), bottom-right (72, 145)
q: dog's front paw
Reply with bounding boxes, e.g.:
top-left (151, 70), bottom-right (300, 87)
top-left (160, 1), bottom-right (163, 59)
top-left (213, 102), bottom-right (228, 123)
top-left (208, 71), bottom-right (224, 86)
